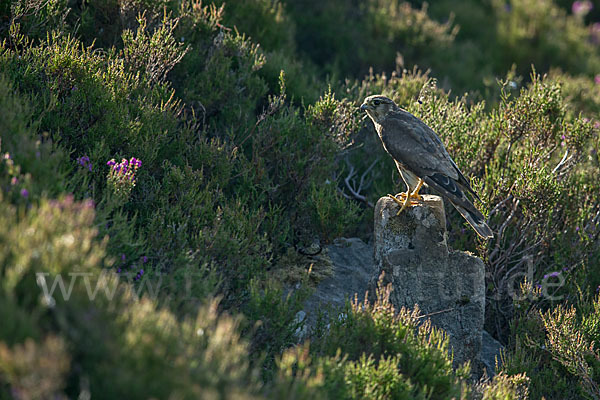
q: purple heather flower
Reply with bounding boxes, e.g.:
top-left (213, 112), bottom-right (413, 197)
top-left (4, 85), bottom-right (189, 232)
top-left (140, 269), bottom-right (144, 275)
top-left (561, 135), bottom-right (566, 140)
top-left (536, 284), bottom-right (542, 289)
top-left (142, 256), bottom-right (148, 264)
top-left (576, 226), bottom-right (580, 231)
top-left (572, 0), bottom-right (593, 16)
top-left (117, 268), bottom-right (121, 273)
top-left (543, 274), bottom-right (549, 279)
top-left (88, 164), bottom-right (92, 172)
top-left (563, 267), bottom-right (569, 272)
top-left (121, 254), bottom-right (126, 261)
top-left (107, 159), bottom-right (116, 166)
top-left (20, 189), bottom-right (28, 198)
top-left (77, 157), bottom-right (86, 166)
top-left (549, 271), bottom-right (560, 278)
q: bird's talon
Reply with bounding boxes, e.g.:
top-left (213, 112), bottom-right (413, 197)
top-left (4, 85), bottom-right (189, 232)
top-left (388, 191), bottom-right (424, 216)
top-left (387, 193), bottom-right (407, 208)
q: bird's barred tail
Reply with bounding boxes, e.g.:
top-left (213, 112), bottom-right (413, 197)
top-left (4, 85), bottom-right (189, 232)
top-left (452, 203), bottom-right (493, 239)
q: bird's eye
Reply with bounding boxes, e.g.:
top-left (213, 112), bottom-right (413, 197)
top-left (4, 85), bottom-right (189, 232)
top-left (373, 100), bottom-right (380, 106)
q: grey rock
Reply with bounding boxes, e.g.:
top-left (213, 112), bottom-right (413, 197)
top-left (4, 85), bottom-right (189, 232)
top-left (372, 195), bottom-right (485, 370)
top-left (300, 237), bottom-right (376, 338)
top-left (481, 330), bottom-right (504, 377)
top-left (294, 310), bottom-right (308, 339)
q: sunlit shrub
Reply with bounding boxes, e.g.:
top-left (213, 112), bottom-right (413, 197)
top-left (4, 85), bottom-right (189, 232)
top-left (0, 336), bottom-right (70, 400)
top-left (491, 0), bottom-right (600, 77)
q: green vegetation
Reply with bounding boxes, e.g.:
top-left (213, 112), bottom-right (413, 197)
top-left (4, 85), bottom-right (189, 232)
top-left (1, 0), bottom-right (599, 398)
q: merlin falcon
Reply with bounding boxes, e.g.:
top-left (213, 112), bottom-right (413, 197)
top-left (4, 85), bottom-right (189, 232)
top-left (360, 95), bottom-right (493, 239)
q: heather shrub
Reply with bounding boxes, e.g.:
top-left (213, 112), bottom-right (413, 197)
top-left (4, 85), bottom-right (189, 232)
top-left (472, 372), bottom-right (530, 400)
top-left (72, 0), bottom-right (176, 48)
top-left (210, 0), bottom-right (296, 54)
top-left (0, 189), bottom-right (262, 399)
top-left (550, 70), bottom-right (600, 116)
top-left (0, 75), bottom-right (69, 202)
top-left (502, 289), bottom-right (600, 399)
top-left (491, 0), bottom-right (600, 78)
top-left (305, 182), bottom-right (361, 243)
top-left (259, 50), bottom-right (323, 104)
top-left (0, 1), bottom-right (361, 386)
top-left (171, 1), bottom-right (268, 132)
top-left (244, 279), bottom-right (309, 378)
top-left (0, 336), bottom-right (70, 400)
top-left (542, 301), bottom-right (600, 397)
top-left (279, 0), bottom-right (600, 97)
top-left (121, 10), bottom-right (189, 85)
top-left (2, 0), bottom-right (69, 44)
top-left (282, 0), bottom-right (457, 78)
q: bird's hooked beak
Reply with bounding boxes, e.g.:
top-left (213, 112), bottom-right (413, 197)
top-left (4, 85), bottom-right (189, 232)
top-left (360, 103), bottom-right (370, 112)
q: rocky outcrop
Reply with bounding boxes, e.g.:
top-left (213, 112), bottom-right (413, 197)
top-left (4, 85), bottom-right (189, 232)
top-left (298, 195), bottom-right (490, 373)
top-left (481, 330), bottom-right (504, 377)
top-left (371, 194), bottom-right (486, 369)
top-left (299, 237), bottom-right (376, 336)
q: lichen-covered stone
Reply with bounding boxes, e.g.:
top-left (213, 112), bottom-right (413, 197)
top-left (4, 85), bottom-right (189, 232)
top-left (372, 195), bottom-right (485, 370)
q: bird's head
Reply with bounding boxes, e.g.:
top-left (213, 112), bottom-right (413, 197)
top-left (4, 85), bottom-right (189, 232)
top-left (360, 95), bottom-right (399, 123)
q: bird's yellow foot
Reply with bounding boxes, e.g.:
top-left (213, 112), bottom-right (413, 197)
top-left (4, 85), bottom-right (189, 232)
top-left (387, 192), bottom-right (407, 207)
top-left (386, 192), bottom-right (422, 215)
top-left (409, 193), bottom-right (423, 202)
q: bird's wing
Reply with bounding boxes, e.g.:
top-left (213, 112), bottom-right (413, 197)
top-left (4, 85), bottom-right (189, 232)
top-left (380, 112), bottom-right (481, 212)
top-left (379, 112), bottom-right (459, 179)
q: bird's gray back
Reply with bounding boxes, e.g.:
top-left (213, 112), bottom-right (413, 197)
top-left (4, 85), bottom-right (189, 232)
top-left (377, 110), bottom-right (459, 181)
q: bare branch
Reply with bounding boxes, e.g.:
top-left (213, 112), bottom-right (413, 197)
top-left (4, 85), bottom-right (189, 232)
top-left (552, 148), bottom-right (573, 176)
top-left (339, 157), bottom-right (379, 208)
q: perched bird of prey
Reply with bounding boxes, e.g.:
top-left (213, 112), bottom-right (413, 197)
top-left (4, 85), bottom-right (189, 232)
top-left (360, 95), bottom-right (493, 239)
